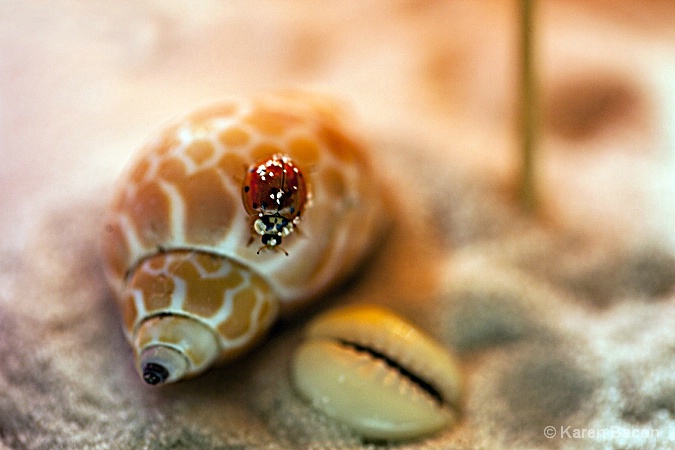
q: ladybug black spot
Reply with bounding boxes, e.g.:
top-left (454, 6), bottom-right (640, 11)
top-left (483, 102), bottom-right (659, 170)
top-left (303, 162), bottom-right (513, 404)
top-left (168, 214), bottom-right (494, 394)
top-left (244, 185), bottom-right (250, 193)
top-left (252, 202), bottom-right (258, 209)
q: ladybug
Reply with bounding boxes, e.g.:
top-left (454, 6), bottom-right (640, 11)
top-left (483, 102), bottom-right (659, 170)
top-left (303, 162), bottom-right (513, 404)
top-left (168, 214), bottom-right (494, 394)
top-left (242, 154), bottom-right (309, 254)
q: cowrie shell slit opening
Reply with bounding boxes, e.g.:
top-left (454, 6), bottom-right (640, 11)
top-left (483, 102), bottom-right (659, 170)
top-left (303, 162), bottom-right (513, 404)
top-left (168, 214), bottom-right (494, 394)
top-left (291, 304), bottom-right (463, 441)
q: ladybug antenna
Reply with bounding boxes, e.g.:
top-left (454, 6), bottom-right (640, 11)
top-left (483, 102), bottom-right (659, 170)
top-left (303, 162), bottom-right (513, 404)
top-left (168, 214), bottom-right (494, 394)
top-left (256, 244), bottom-right (289, 256)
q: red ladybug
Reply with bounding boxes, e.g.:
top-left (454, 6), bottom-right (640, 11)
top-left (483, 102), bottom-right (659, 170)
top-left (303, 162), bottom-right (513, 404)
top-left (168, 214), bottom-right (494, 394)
top-left (242, 154), bottom-right (309, 254)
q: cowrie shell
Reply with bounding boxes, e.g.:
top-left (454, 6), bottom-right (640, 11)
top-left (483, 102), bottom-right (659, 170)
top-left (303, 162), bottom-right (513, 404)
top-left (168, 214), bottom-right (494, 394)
top-left (291, 304), bottom-right (462, 440)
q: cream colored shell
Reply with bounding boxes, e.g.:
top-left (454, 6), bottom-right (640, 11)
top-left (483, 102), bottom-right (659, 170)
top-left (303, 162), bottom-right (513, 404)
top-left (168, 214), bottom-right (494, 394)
top-left (101, 92), bottom-right (384, 384)
top-left (292, 305), bottom-right (462, 441)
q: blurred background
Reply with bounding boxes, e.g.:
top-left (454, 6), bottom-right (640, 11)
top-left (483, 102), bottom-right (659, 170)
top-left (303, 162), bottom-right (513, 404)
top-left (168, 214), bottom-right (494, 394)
top-left (1, 0), bottom-right (673, 253)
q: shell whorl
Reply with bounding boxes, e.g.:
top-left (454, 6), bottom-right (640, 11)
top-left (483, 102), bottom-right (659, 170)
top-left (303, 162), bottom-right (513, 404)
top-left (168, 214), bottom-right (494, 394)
top-left (102, 92), bottom-right (384, 384)
top-left (125, 251), bottom-right (278, 383)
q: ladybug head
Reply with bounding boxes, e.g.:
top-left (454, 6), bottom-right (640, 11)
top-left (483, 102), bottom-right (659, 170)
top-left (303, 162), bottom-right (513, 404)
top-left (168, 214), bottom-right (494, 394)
top-left (257, 233), bottom-right (289, 256)
top-left (253, 214), bottom-right (293, 255)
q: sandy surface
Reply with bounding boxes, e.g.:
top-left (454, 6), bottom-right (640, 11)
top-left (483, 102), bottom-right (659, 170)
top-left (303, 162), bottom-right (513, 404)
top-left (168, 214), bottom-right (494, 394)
top-left (1, 1), bottom-right (674, 449)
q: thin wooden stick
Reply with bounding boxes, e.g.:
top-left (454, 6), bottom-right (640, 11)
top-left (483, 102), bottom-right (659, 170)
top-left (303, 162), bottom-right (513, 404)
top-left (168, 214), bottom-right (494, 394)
top-left (519, 0), bottom-right (538, 212)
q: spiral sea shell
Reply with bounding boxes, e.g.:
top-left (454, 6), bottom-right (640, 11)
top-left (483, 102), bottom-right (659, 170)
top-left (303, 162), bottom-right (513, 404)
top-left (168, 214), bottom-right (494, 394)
top-left (101, 92), bottom-right (384, 385)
